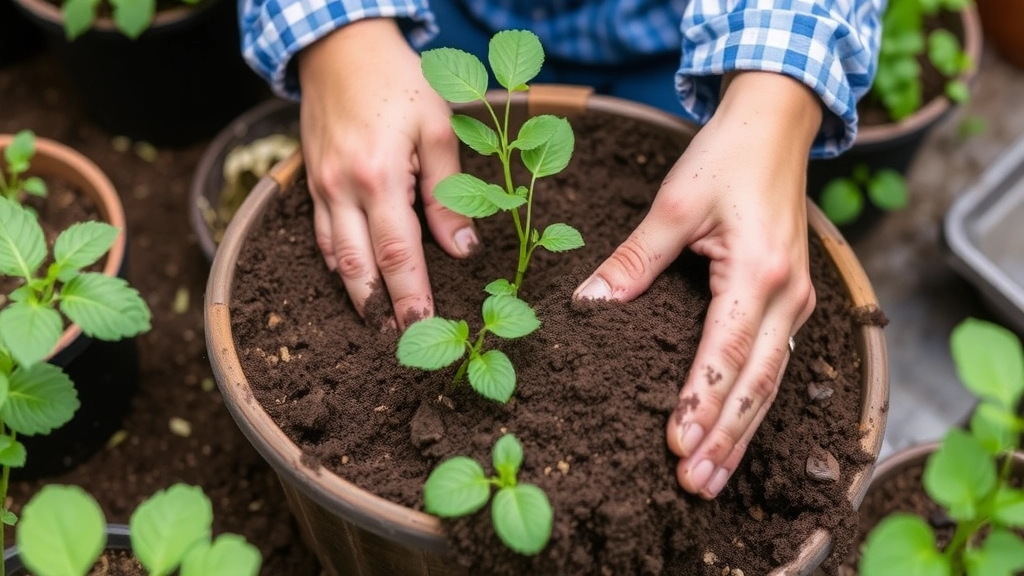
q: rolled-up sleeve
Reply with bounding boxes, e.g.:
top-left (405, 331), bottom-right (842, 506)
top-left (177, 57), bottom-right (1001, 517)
top-left (239, 0), bottom-right (438, 99)
top-left (676, 0), bottom-right (884, 158)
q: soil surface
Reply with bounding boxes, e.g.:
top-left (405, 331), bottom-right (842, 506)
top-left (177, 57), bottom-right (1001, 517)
top-left (1, 53), bottom-right (320, 573)
top-left (230, 111), bottom-right (882, 575)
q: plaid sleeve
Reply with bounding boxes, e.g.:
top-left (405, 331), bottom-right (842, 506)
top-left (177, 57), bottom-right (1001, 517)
top-left (676, 0), bottom-right (884, 158)
top-left (239, 0), bottom-right (438, 99)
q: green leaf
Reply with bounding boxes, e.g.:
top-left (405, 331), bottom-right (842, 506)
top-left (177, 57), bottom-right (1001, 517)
top-left (928, 30), bottom-right (964, 77)
top-left (488, 30), bottom-right (544, 91)
top-left (397, 317), bottom-right (468, 370)
top-left (131, 483), bottom-right (214, 576)
top-left (18, 485), bottom-right (106, 576)
top-left (423, 456), bottom-right (491, 517)
top-left (432, 173), bottom-right (506, 218)
top-left (970, 402), bottom-right (1017, 455)
top-left (8, 282), bottom-right (36, 303)
top-left (0, 302), bottom-right (63, 368)
top-left (860, 514), bottom-right (950, 576)
top-left (819, 178), bottom-right (863, 226)
top-left (420, 48), bottom-right (489, 104)
top-left (468, 349), bottom-right (516, 403)
top-left (492, 433), bottom-right (523, 485)
top-left (923, 429), bottom-right (996, 521)
top-left (179, 534), bottom-right (262, 576)
top-left (491, 484), bottom-right (553, 555)
top-left (3, 362), bottom-right (79, 436)
top-left (54, 221), bottom-right (119, 279)
top-left (964, 529), bottom-right (1024, 576)
top-left (481, 185), bottom-right (527, 211)
top-left (0, 435), bottom-right (27, 468)
top-left (992, 487), bottom-right (1024, 528)
top-left (951, 318), bottom-right (1024, 410)
top-left (0, 197), bottom-right (47, 278)
top-left (536, 223), bottom-right (584, 252)
top-left (450, 114), bottom-right (499, 156)
top-left (0, 372), bottom-right (8, 409)
top-left (21, 176), bottom-right (47, 198)
top-left (867, 169), bottom-right (909, 211)
top-left (482, 295), bottom-right (540, 339)
top-left (946, 80), bottom-right (969, 104)
top-left (59, 272), bottom-right (152, 340)
top-left (521, 117), bottom-right (574, 178)
top-left (3, 130), bottom-right (35, 169)
top-left (61, 0), bottom-right (100, 40)
top-left (109, 0), bottom-right (155, 39)
top-left (514, 185), bottom-right (528, 198)
top-left (511, 115), bottom-right (563, 151)
top-left (483, 279), bottom-right (516, 296)
top-left (2, 511), bottom-right (16, 525)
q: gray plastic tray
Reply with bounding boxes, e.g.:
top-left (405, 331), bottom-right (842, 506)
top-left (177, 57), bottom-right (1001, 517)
top-left (945, 134), bottom-right (1024, 334)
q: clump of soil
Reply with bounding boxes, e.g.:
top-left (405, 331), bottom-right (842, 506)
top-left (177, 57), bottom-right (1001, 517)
top-left (230, 111), bottom-right (882, 575)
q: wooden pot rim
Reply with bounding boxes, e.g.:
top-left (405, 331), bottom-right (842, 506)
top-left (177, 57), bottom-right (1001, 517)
top-left (0, 134), bottom-right (126, 362)
top-left (205, 86), bottom-right (889, 575)
top-left (12, 0), bottom-right (210, 35)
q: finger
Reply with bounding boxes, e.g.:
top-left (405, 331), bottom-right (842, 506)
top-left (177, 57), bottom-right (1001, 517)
top-left (418, 119), bottom-right (478, 258)
top-left (310, 189), bottom-right (338, 272)
top-left (328, 203), bottom-right (379, 318)
top-left (364, 198), bottom-right (434, 330)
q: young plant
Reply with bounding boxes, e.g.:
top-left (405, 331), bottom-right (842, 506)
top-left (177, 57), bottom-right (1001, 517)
top-left (17, 483), bottom-right (261, 576)
top-left (60, 0), bottom-right (202, 40)
top-left (1, 130), bottom-right (47, 202)
top-left (820, 164), bottom-right (909, 225)
top-left (424, 434), bottom-right (553, 555)
top-left (860, 318), bottom-right (1024, 576)
top-left (871, 0), bottom-right (974, 121)
top-left (0, 197), bottom-right (151, 575)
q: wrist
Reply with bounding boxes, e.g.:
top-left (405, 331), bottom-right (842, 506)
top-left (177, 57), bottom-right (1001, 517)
top-left (298, 18), bottom-right (407, 90)
top-left (713, 71), bottom-right (823, 153)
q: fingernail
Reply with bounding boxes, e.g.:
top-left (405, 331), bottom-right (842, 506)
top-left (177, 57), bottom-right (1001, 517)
top-left (689, 459), bottom-right (715, 491)
top-left (679, 423), bottom-right (704, 457)
top-left (706, 467), bottom-right (730, 497)
top-left (454, 227), bottom-right (478, 256)
top-left (574, 275), bottom-right (611, 300)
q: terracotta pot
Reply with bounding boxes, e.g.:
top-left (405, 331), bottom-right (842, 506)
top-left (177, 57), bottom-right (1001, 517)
top-left (0, 134), bottom-right (137, 479)
top-left (977, 0), bottom-right (1024, 70)
top-left (2, 524), bottom-right (130, 573)
top-left (205, 86), bottom-right (890, 576)
top-left (10, 0), bottom-right (264, 146)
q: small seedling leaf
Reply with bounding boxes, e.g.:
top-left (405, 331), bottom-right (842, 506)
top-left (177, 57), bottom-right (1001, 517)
top-left (993, 487), bottom-right (1024, 528)
top-left (423, 456), bottom-right (491, 517)
top-left (131, 483), bottom-right (214, 576)
top-left (970, 402), bottom-right (1017, 455)
top-left (59, 272), bottom-right (153, 340)
top-left (109, 0), bottom-right (155, 39)
top-left (397, 317), bottom-right (468, 370)
top-left (483, 279), bottom-right (516, 296)
top-left (928, 29), bottom-right (963, 77)
top-left (450, 114), bottom-right (500, 156)
top-left (514, 185), bottom-right (528, 198)
top-left (61, 0), bottom-right (100, 39)
top-left (0, 197), bottom-right (47, 278)
top-left (492, 484), bottom-right (553, 555)
top-left (482, 295), bottom-right (540, 339)
top-left (18, 485), bottom-right (106, 576)
top-left (3, 130), bottom-right (35, 169)
top-left (180, 533), bottom-right (262, 576)
top-left (433, 173), bottom-right (504, 218)
top-left (867, 169), bottom-right (909, 211)
top-left (22, 176), bottom-right (47, 198)
top-left (951, 318), bottom-right (1024, 410)
top-left (481, 185), bottom-right (527, 211)
top-left (511, 115), bottom-right (563, 151)
top-left (860, 514), bottom-right (949, 576)
top-left (2, 511), bottom-right (16, 526)
top-left (964, 529), bottom-right (1024, 576)
top-left (54, 221), bottom-right (120, 279)
top-left (421, 48), bottom-right (489, 103)
top-left (537, 223), bottom-right (584, 252)
top-left (0, 302), bottom-right (63, 369)
top-left (4, 362), bottom-right (79, 435)
top-left (946, 80), bottom-right (969, 104)
top-left (521, 117), bottom-right (574, 178)
top-left (489, 30), bottom-right (544, 91)
top-left (492, 433), bottom-right (523, 484)
top-left (468, 350), bottom-right (516, 403)
top-left (0, 434), bottom-right (27, 468)
top-left (923, 428), bottom-right (995, 521)
top-left (819, 178), bottom-right (863, 226)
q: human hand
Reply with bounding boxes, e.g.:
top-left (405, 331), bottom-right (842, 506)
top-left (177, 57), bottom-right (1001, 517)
top-left (297, 18), bottom-right (477, 329)
top-left (573, 72), bottom-right (823, 498)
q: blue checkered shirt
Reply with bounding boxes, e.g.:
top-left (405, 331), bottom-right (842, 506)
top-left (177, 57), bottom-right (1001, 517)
top-left (239, 0), bottom-right (884, 158)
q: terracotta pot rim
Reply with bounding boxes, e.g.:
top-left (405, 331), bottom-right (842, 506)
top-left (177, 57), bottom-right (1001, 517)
top-left (0, 134), bottom-right (126, 362)
top-left (12, 0), bottom-right (209, 34)
top-left (205, 87), bottom-right (889, 574)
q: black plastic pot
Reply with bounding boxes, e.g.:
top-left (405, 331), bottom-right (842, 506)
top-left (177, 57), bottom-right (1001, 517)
top-left (11, 0), bottom-right (266, 146)
top-left (3, 524), bottom-right (131, 573)
top-left (0, 0), bottom-right (44, 68)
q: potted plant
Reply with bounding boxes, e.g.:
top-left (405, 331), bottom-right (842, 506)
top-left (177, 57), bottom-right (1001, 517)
top-left (205, 34), bottom-right (889, 575)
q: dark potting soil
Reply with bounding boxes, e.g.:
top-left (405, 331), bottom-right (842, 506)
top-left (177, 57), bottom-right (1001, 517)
top-left (230, 111), bottom-right (882, 575)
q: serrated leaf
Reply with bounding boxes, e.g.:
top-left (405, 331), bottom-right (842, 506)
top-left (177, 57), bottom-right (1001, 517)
top-left (421, 48), bottom-right (489, 103)
top-left (0, 197), bottom-right (47, 278)
top-left (180, 533), bottom-right (262, 576)
top-left (59, 272), bottom-right (152, 340)
top-left (432, 173), bottom-right (505, 218)
top-left (450, 114), bottom-right (500, 156)
top-left (511, 115), bottom-right (563, 151)
top-left (0, 302), bottom-right (63, 368)
top-left (536, 223), bottom-right (584, 252)
top-left (481, 185), bottom-right (527, 211)
top-left (923, 429), bottom-right (996, 520)
top-left (54, 221), bottom-right (119, 279)
top-left (18, 485), bottom-right (106, 576)
top-left (514, 185), bottom-right (528, 198)
top-left (22, 176), bottom-right (47, 198)
top-left (61, 0), bottom-right (100, 39)
top-left (423, 457), bottom-right (491, 517)
top-left (492, 433), bottom-right (523, 484)
top-left (397, 317), bottom-right (468, 370)
top-left (860, 514), bottom-right (950, 576)
top-left (4, 362), bottom-right (79, 436)
top-left (482, 295), bottom-right (539, 339)
top-left (0, 435), bottom-right (27, 468)
top-left (964, 529), bottom-right (1024, 576)
top-left (951, 318), bottom-right (1024, 410)
top-left (867, 169), bottom-right (909, 211)
top-left (483, 279), bottom-right (516, 296)
top-left (110, 0), bottom-right (154, 38)
top-left (488, 30), bottom-right (544, 91)
top-left (468, 349), bottom-right (516, 403)
top-left (131, 484), bottom-right (213, 576)
top-left (819, 178), bottom-right (863, 226)
top-left (3, 130), bottom-right (35, 168)
top-left (521, 117), bottom-right (574, 178)
top-left (492, 484), bottom-right (553, 555)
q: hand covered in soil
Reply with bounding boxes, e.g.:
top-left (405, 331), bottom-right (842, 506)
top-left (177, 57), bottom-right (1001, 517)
top-left (573, 72), bottom-right (822, 499)
top-left (297, 19), bottom-right (476, 329)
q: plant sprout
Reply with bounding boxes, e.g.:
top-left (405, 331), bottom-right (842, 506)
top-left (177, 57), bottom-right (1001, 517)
top-left (424, 434), bottom-right (553, 555)
top-left (860, 318), bottom-right (1024, 576)
top-left (60, 0), bottom-right (202, 40)
top-left (1, 130), bottom-right (47, 203)
top-left (820, 164), bottom-right (909, 226)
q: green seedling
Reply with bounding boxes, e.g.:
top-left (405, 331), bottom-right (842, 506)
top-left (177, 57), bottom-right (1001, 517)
top-left (17, 483), bottom-right (261, 576)
top-left (424, 434), bottom-right (553, 555)
top-left (860, 318), bottom-right (1024, 576)
top-left (820, 164), bottom-right (909, 226)
top-left (871, 0), bottom-right (973, 121)
top-left (60, 0), bottom-right (202, 40)
top-left (0, 196), bottom-right (151, 576)
top-left (1, 130), bottom-right (47, 203)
